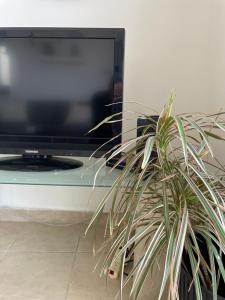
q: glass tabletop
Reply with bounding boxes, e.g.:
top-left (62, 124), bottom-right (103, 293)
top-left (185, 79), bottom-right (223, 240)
top-left (0, 157), bottom-right (122, 187)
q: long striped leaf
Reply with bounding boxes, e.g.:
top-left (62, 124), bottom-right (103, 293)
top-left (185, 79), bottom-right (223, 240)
top-left (110, 205), bottom-right (164, 267)
top-left (204, 131), bottom-right (225, 141)
top-left (134, 238), bottom-right (166, 300)
top-left (173, 205), bottom-right (189, 294)
top-left (212, 244), bottom-right (225, 283)
top-left (141, 136), bottom-right (155, 169)
top-left (177, 167), bottom-right (225, 245)
top-left (88, 112), bottom-right (122, 133)
top-left (120, 169), bottom-right (158, 299)
top-left (187, 239), bottom-right (203, 300)
top-left (183, 117), bottom-right (213, 157)
top-left (207, 239), bottom-right (217, 300)
top-left (175, 116), bottom-right (188, 165)
top-left (162, 179), bottom-right (170, 236)
top-left (188, 223), bottom-right (201, 279)
top-left (158, 222), bottom-right (176, 300)
top-left (132, 222), bottom-right (165, 294)
top-left (215, 122), bottom-right (225, 133)
top-left (189, 164), bottom-right (225, 226)
top-left (195, 227), bottom-right (225, 255)
top-left (187, 142), bottom-right (206, 172)
top-left (133, 228), bottom-right (166, 299)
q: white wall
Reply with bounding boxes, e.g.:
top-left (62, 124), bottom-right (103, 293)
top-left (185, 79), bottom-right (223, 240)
top-left (0, 0), bottom-right (218, 112)
top-left (0, 0), bottom-right (224, 211)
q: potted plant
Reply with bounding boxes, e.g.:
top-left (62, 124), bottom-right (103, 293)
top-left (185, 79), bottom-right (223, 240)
top-left (86, 95), bottom-right (225, 300)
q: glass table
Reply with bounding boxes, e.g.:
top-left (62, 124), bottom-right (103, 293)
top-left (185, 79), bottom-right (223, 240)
top-left (0, 157), bottom-right (121, 187)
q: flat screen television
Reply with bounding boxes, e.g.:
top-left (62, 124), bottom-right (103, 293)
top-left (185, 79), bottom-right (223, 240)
top-left (0, 28), bottom-right (125, 171)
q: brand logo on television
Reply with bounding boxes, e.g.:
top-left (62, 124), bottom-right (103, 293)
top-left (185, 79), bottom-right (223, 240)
top-left (25, 150), bottom-right (39, 154)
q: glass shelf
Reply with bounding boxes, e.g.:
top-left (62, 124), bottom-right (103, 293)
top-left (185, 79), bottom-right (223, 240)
top-left (0, 157), bottom-right (122, 187)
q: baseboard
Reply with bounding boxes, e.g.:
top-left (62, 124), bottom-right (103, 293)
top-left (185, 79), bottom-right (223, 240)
top-left (0, 208), bottom-right (94, 224)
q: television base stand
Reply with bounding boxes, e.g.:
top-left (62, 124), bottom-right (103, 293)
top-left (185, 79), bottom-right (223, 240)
top-left (0, 155), bottom-right (83, 172)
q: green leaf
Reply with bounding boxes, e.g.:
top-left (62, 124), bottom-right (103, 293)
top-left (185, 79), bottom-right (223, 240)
top-left (189, 164), bottom-right (225, 226)
top-left (158, 222), bottom-right (176, 300)
top-left (132, 222), bottom-right (165, 291)
top-left (212, 244), bottom-right (225, 283)
top-left (100, 227), bottom-right (126, 276)
top-left (165, 92), bottom-right (175, 119)
top-left (159, 93), bottom-right (175, 125)
top-left (204, 131), bottom-right (225, 141)
top-left (88, 112), bottom-right (122, 133)
top-left (183, 118), bottom-right (213, 157)
top-left (207, 239), bottom-right (217, 300)
top-left (162, 179), bottom-right (170, 236)
top-left (215, 122), bottom-right (225, 133)
top-left (141, 136), bottom-right (155, 169)
top-left (174, 116), bottom-right (188, 165)
top-left (188, 223), bottom-right (201, 279)
top-left (119, 170), bottom-right (159, 299)
top-left (195, 227), bottom-right (225, 255)
top-left (132, 223), bottom-right (165, 299)
top-left (187, 142), bottom-right (206, 172)
top-left (187, 239), bottom-right (203, 300)
top-left (85, 175), bottom-right (122, 234)
top-left (177, 167), bottom-right (225, 245)
top-left (173, 205), bottom-right (189, 292)
top-left (110, 204), bottom-right (164, 267)
top-left (134, 237), bottom-right (166, 300)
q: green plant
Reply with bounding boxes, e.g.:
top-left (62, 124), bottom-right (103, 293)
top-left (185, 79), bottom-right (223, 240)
top-left (86, 95), bottom-right (225, 300)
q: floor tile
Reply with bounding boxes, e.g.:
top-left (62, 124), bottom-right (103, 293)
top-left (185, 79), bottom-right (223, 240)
top-left (10, 222), bottom-right (81, 252)
top-left (0, 222), bottom-right (25, 250)
top-left (0, 222), bottom-right (132, 300)
top-left (78, 224), bottom-right (106, 253)
top-left (0, 252), bottom-right (74, 300)
top-left (0, 251), bottom-right (7, 262)
top-left (66, 252), bottom-right (131, 300)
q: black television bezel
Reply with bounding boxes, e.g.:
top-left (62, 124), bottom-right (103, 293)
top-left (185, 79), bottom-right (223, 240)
top-left (0, 27), bottom-right (125, 158)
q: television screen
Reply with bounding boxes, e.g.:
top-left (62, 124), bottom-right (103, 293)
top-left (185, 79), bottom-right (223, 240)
top-left (0, 28), bottom-right (124, 157)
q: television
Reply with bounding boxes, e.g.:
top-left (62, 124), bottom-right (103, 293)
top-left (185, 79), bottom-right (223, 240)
top-left (0, 28), bottom-right (125, 171)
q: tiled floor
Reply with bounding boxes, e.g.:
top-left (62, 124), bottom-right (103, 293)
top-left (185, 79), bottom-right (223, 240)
top-left (0, 222), bottom-right (131, 300)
